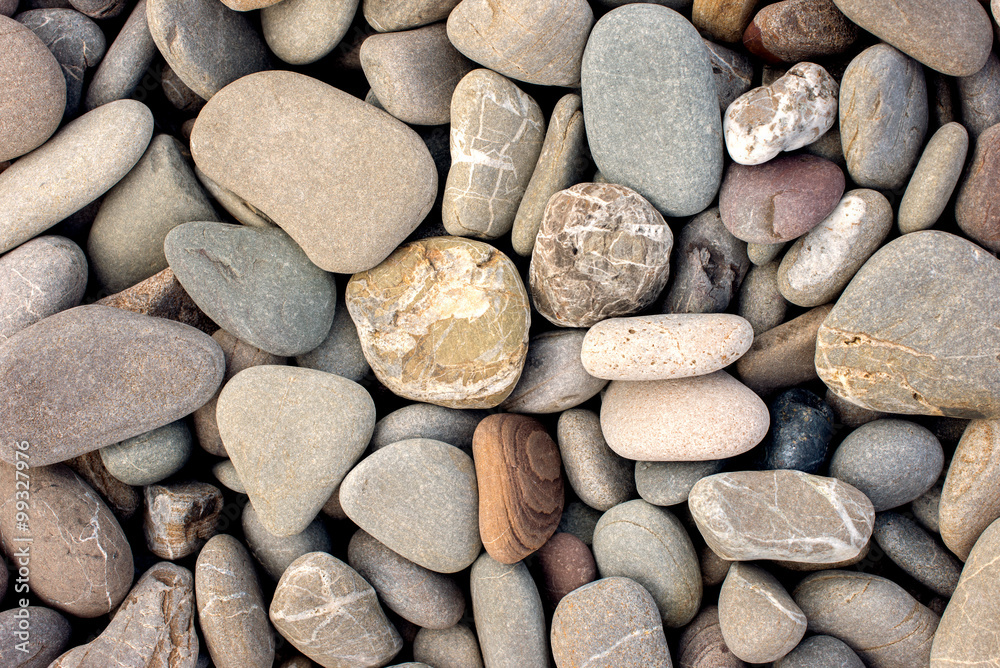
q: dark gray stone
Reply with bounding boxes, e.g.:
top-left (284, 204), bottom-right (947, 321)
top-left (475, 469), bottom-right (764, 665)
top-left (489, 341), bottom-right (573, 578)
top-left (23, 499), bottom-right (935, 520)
top-left (295, 300), bottom-right (369, 382)
top-left (369, 403), bottom-right (485, 452)
top-left (83, 0), bottom-right (156, 110)
top-left (0, 607), bottom-right (71, 668)
top-left (557, 501), bottom-right (602, 546)
top-left (499, 329), bottom-right (607, 414)
top-left (704, 39), bottom-right (753, 112)
top-left (873, 511), bottom-right (961, 597)
top-left (760, 388), bottom-right (835, 474)
top-left (774, 635), bottom-right (864, 668)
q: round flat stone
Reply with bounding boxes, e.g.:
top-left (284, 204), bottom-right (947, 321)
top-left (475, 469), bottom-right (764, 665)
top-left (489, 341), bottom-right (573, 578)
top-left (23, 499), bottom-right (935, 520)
top-left (815, 231), bottom-right (1000, 418)
top-left (190, 70), bottom-right (437, 273)
top-left (940, 419), bottom-right (1000, 560)
top-left (899, 122), bottom-right (969, 233)
top-left (100, 419), bottom-right (193, 486)
top-left (689, 470), bottom-right (874, 563)
top-left (718, 563), bottom-right (806, 663)
top-left (499, 329), bottom-right (607, 414)
top-left (0, 305), bottom-right (222, 466)
top-left (0, 235), bottom-right (87, 343)
top-left (581, 314), bottom-right (753, 381)
top-left (600, 371), bottom-right (769, 461)
top-left (346, 237), bottom-right (530, 409)
top-left (582, 4), bottom-right (723, 216)
top-left (262, 0), bottom-right (357, 65)
top-left (469, 554), bottom-right (548, 668)
top-left (557, 408), bottom-right (635, 511)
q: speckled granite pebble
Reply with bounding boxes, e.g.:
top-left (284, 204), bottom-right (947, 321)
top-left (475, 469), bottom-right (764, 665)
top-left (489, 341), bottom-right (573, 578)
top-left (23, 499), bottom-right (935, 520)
top-left (873, 511), bottom-right (961, 597)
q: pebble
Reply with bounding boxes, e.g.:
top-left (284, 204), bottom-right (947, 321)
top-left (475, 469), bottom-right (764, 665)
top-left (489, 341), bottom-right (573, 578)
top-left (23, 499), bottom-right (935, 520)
top-left (736, 303), bottom-right (832, 395)
top-left (931, 517), bottom-right (1000, 665)
top-left (68, 0), bottom-right (124, 19)
top-left (295, 304), bottom-right (369, 382)
top-left (413, 624), bottom-right (484, 668)
top-left (500, 329), bottom-right (606, 414)
top-left (165, 222), bottom-right (336, 357)
top-left (211, 460), bottom-right (245, 494)
top-left (191, 70), bottom-right (437, 273)
top-left (829, 419), bottom-right (944, 511)
top-left (582, 4), bottom-right (723, 216)
top-left (872, 512), bottom-right (962, 597)
top-left (15, 8), bottom-right (105, 118)
top-left (704, 39), bottom-right (754, 112)
top-left (635, 460), bottom-right (724, 506)
top-left (146, 0), bottom-right (271, 100)
top-left (718, 563), bottom-right (806, 663)
top-left (957, 53), bottom-right (1000, 142)
top-left (661, 207), bottom-right (750, 315)
top-left (364, 0), bottom-right (458, 32)
top-left (557, 408), bottom-right (635, 511)
top-left (195, 534), bottom-right (274, 668)
top-left (773, 635), bottom-right (864, 668)
top-left (261, 0), bottom-right (356, 65)
top-left (193, 329), bottom-right (286, 457)
top-left (49, 563), bottom-right (197, 667)
top-left (340, 439), bottom-right (482, 573)
top-left (348, 529), bottom-right (465, 630)
top-left (0, 99), bottom-right (153, 254)
top-left (699, 545), bottom-right (732, 587)
top-left (369, 403), bottom-right (485, 451)
top-left (88, 134), bottom-right (218, 293)
top-left (194, 166), bottom-right (274, 229)
top-left (511, 94), bottom-right (587, 257)
top-left (899, 122), bottom-right (969, 233)
top-left (737, 261), bottom-right (787, 335)
top-left (360, 23), bottom-right (474, 125)
top-left (689, 470), bottom-right (874, 563)
top-left (161, 64), bottom-right (204, 113)
top-left (551, 577), bottom-right (671, 668)
top-left (446, 0), bottom-right (593, 87)
top-left (940, 419), bottom-right (1000, 560)
top-left (0, 235), bottom-right (87, 343)
top-left (760, 389), bottom-right (835, 473)
top-left (955, 122), bottom-right (1000, 251)
top-left (815, 231), bottom-right (1000, 418)
top-left (217, 365), bottom-right (375, 536)
top-left (65, 450), bottom-right (141, 520)
top-left (600, 371), bottom-right (769, 461)
top-left (442, 69), bottom-right (544, 239)
top-left (777, 189), bottom-right (893, 307)
top-left (592, 500), bottom-right (701, 627)
top-left (719, 155), bottom-right (845, 245)
top-left (558, 501), bottom-right (602, 546)
top-left (100, 419), bottom-right (193, 486)
top-left (582, 314), bottom-right (753, 381)
top-left (747, 240), bottom-right (785, 265)
top-left (743, 0), bottom-right (858, 63)
top-left (96, 266), bottom-right (216, 334)
top-left (270, 552), bottom-right (402, 668)
top-left (530, 183), bottom-right (673, 328)
top-left (83, 0), bottom-right (156, 110)
top-left (911, 481), bottom-right (943, 534)
top-left (678, 605), bottom-right (747, 668)
top-left (0, 14), bottom-right (64, 161)
top-left (792, 570), bottom-right (940, 667)
top-left (832, 0), bottom-right (992, 76)
top-left (839, 44), bottom-right (928, 190)
top-left (535, 532), bottom-right (597, 607)
top-left (469, 553), bottom-right (549, 668)
top-left (0, 305), bottom-right (222, 466)
top-left (346, 237), bottom-right (530, 409)
top-left (724, 63), bottom-right (839, 165)
top-left (0, 606), bottom-right (71, 668)
top-left (0, 464), bottom-right (133, 618)
top-left (242, 503), bottom-right (331, 580)
top-left (824, 388), bottom-right (886, 428)
top-left (473, 413), bottom-right (563, 563)
top-left (143, 481), bottom-right (223, 560)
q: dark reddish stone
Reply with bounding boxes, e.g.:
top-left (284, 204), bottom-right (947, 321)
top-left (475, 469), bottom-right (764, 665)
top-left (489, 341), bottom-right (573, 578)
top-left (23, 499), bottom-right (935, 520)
top-left (535, 532), bottom-right (597, 607)
top-left (744, 0), bottom-right (858, 64)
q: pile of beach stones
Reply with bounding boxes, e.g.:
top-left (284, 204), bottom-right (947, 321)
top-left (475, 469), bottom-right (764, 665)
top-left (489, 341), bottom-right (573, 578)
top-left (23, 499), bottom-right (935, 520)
top-left (2, 0), bottom-right (1000, 664)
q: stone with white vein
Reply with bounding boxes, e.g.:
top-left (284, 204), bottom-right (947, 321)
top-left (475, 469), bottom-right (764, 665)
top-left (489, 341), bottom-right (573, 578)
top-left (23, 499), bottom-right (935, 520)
top-left (718, 563), bottom-right (806, 663)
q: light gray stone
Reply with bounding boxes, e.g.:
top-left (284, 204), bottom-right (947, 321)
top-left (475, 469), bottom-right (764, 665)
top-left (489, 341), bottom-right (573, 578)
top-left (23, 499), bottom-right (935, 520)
top-left (737, 261), bottom-right (787, 336)
top-left (369, 403), bottom-right (484, 451)
top-left (470, 554), bottom-right (548, 668)
top-left (898, 122), bottom-right (969, 233)
top-left (100, 419), bottom-right (193, 486)
top-left (242, 503), bottom-right (332, 580)
top-left (774, 635), bottom-right (864, 668)
top-left (558, 408), bottom-right (635, 512)
top-left (500, 329), bottom-right (607, 414)
top-left (295, 304), bottom-right (369, 382)
top-left (83, 0), bottom-right (156, 110)
top-left (262, 0), bottom-right (357, 65)
top-left (635, 459), bottom-right (724, 506)
top-left (413, 625), bottom-right (483, 668)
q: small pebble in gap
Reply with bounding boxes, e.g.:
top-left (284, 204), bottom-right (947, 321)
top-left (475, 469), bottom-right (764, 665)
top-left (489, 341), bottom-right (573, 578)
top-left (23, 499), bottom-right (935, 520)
top-left (635, 460), bottom-right (725, 507)
top-left (872, 511), bottom-right (962, 597)
top-left (295, 299), bottom-right (370, 383)
top-left (100, 419), bottom-right (193, 486)
top-left (759, 388), bottom-right (835, 474)
top-left (737, 261), bottom-right (787, 336)
top-left (736, 303), bottom-right (832, 396)
top-left (773, 635), bottom-right (864, 668)
top-left (499, 329), bottom-right (607, 414)
top-left (368, 403), bottom-right (485, 451)
top-left (143, 481), bottom-right (223, 560)
top-left (678, 605), bottom-right (747, 668)
top-left (534, 532), bottom-right (597, 608)
top-left (242, 503), bottom-right (332, 581)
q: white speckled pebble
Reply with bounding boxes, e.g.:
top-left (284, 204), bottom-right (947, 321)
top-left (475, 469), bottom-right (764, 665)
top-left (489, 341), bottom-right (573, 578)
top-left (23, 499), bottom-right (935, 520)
top-left (581, 313), bottom-right (753, 381)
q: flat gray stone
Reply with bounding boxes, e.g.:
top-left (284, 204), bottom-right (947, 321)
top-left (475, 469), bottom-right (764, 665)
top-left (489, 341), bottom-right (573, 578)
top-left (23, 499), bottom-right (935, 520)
top-left (147, 0), bottom-right (271, 100)
top-left (262, 0), bottom-right (357, 65)
top-left (369, 403), bottom-right (485, 451)
top-left (211, 460), bottom-right (245, 493)
top-left (0, 607), bottom-right (71, 668)
top-left (774, 635), bottom-right (864, 668)
top-left (0, 235), bottom-right (87, 343)
top-left (718, 563), bottom-right (806, 663)
top-left (295, 304), bottom-right (369, 382)
top-left (557, 501), bottom-right (602, 546)
top-left (0, 305), bottom-right (223, 466)
top-left (190, 70), bottom-right (437, 273)
top-left (898, 122), bottom-right (969, 233)
top-left (557, 408), bottom-right (635, 512)
top-left (217, 365), bottom-right (375, 536)
top-left (816, 231), bottom-right (1000, 418)
top-left (242, 503), bottom-right (331, 580)
top-left (83, 0), bottom-right (156, 110)
top-left (872, 511), bottom-right (961, 597)
top-left (340, 439), bottom-right (481, 573)
top-left (635, 459), bottom-right (724, 506)
top-left (165, 221), bottom-right (336, 357)
top-left (100, 419), bottom-right (193, 486)
top-left (88, 134), bottom-right (219, 293)
top-left (0, 99), bottom-right (152, 254)
top-left (470, 554), bottom-right (548, 668)
top-left (911, 481), bottom-right (942, 534)
top-left (592, 499), bottom-right (701, 627)
top-left (582, 4), bottom-right (722, 216)
top-left (499, 329), bottom-right (607, 414)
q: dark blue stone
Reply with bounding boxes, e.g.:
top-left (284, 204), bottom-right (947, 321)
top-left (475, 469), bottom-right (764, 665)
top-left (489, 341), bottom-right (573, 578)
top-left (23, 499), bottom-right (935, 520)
top-left (760, 388), bottom-right (835, 473)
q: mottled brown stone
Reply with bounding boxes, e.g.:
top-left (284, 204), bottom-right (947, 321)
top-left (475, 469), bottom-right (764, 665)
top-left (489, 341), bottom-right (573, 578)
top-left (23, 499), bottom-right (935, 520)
top-left (143, 482), bottom-right (223, 560)
top-left (955, 123), bottom-right (1000, 251)
top-left (473, 413), bottom-right (563, 564)
top-left (743, 0), bottom-right (857, 64)
top-left (737, 303), bottom-right (832, 395)
top-left (692, 0), bottom-right (760, 43)
top-left (346, 237), bottom-right (530, 409)
top-left (65, 450), bottom-right (140, 520)
top-left (940, 420), bottom-right (1000, 560)
top-left (700, 545), bottom-right (732, 587)
top-left (96, 267), bottom-right (217, 334)
top-left (535, 532), bottom-right (597, 607)
top-left (529, 182), bottom-right (673, 328)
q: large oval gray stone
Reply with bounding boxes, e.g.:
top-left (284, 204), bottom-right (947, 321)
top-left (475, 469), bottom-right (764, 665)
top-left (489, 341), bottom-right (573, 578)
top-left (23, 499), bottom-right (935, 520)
top-left (816, 231), bottom-right (1000, 418)
top-left (581, 4), bottom-right (722, 216)
top-left (0, 305), bottom-right (223, 466)
top-left (190, 70), bottom-right (437, 274)
top-left (470, 553), bottom-right (548, 668)
top-left (165, 221), bottom-right (336, 357)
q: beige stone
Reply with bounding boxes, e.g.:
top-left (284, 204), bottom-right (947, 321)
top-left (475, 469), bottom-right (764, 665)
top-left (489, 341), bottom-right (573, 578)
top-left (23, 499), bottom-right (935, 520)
top-left (364, 0), bottom-right (459, 32)
top-left (718, 563), bottom-right (806, 664)
top-left (692, 0), bottom-right (760, 43)
top-left (736, 303), bottom-right (832, 395)
top-left (940, 419), bottom-right (1000, 560)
